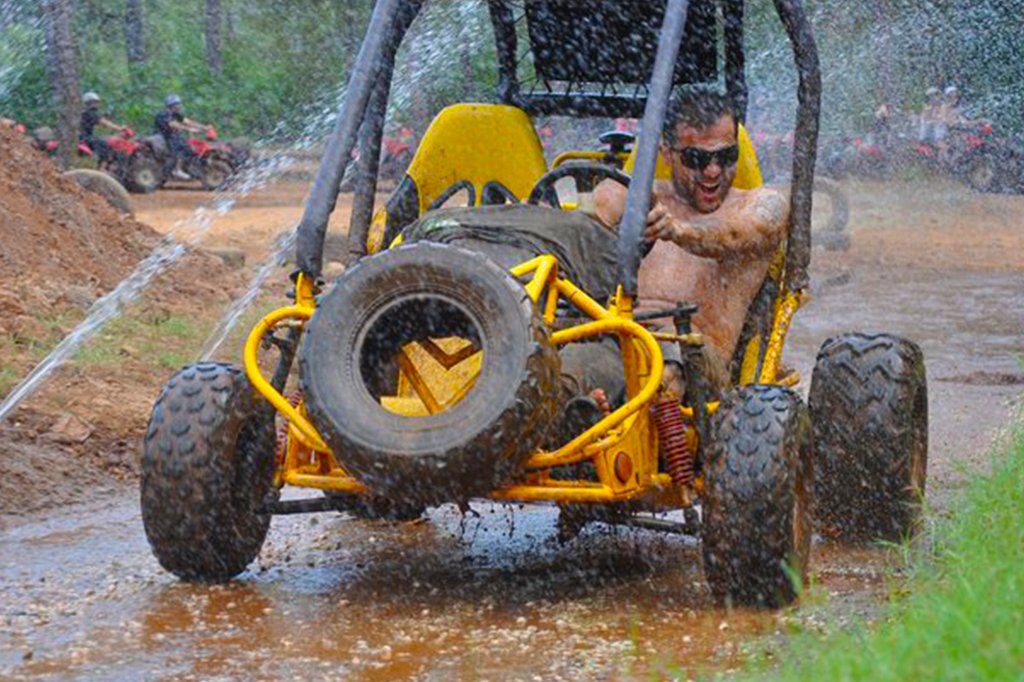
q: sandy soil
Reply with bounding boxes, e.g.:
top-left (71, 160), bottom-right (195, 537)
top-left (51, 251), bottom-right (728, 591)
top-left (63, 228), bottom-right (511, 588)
top-left (1, 164), bottom-right (1022, 680)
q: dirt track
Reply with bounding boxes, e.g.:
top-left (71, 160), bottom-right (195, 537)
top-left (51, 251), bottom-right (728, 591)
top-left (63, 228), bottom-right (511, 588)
top-left (1, 176), bottom-right (1023, 680)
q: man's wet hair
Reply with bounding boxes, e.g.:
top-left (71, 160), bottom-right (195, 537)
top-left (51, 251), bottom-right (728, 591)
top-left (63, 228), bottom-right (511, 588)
top-left (662, 85), bottom-right (737, 142)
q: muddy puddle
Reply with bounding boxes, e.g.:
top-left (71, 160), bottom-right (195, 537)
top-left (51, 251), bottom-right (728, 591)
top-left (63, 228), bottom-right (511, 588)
top-left (2, 245), bottom-right (1022, 681)
top-left (1, 494), bottom-right (893, 681)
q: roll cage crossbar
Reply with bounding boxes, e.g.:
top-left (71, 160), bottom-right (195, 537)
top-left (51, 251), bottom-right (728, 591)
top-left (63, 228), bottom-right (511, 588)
top-left (293, 0), bottom-right (819, 294)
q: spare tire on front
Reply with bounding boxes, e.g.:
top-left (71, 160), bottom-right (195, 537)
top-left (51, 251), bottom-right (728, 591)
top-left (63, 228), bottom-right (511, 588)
top-left (300, 242), bottom-right (560, 505)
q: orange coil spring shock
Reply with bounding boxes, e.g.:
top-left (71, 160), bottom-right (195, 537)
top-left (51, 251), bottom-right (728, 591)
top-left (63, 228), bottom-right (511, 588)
top-left (653, 397), bottom-right (694, 486)
top-left (275, 390), bottom-right (303, 463)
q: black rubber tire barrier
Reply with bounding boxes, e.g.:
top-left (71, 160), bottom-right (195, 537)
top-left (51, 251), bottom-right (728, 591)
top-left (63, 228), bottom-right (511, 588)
top-left (63, 169), bottom-right (132, 215)
top-left (809, 332), bottom-right (928, 542)
top-left (141, 362), bottom-right (277, 581)
top-left (812, 175), bottom-right (850, 251)
top-left (300, 242), bottom-right (561, 506)
top-left (702, 385), bottom-right (813, 608)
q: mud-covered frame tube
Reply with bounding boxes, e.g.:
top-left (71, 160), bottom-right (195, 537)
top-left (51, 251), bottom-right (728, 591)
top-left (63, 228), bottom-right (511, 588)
top-left (294, 0), bottom-right (422, 279)
top-left (346, 0), bottom-right (422, 263)
top-left (617, 0), bottom-right (691, 296)
top-left (772, 0), bottom-right (821, 291)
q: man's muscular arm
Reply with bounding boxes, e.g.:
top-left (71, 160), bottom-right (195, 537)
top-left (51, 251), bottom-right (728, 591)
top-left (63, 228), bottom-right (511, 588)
top-left (646, 188), bottom-right (788, 259)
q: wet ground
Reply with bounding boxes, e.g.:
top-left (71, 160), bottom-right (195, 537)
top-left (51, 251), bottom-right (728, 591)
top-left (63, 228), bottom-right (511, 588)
top-left (2, 179), bottom-right (1023, 680)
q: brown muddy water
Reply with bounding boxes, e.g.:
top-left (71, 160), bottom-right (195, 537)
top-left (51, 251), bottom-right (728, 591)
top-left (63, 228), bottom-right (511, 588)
top-left (2, 261), bottom-right (1022, 679)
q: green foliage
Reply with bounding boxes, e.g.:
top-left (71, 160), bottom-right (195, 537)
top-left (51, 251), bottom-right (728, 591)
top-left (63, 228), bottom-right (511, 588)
top-left (741, 417), bottom-right (1024, 680)
top-left (0, 366), bottom-right (18, 398)
top-left (3, 0), bottom-right (1022, 138)
top-left (2, 0), bottom-right (376, 137)
top-left (745, 0), bottom-right (1024, 134)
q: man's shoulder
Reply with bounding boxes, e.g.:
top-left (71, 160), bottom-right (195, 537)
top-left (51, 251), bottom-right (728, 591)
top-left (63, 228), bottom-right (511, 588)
top-left (743, 185), bottom-right (789, 229)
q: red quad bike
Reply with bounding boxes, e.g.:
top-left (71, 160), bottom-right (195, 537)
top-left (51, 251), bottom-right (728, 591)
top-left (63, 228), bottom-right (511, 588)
top-left (75, 128), bottom-right (165, 193)
top-left (132, 128), bottom-right (238, 193)
top-left (27, 126), bottom-right (60, 156)
top-left (819, 133), bottom-right (889, 179)
top-left (912, 121), bottom-right (1008, 193)
top-left (339, 130), bottom-right (415, 192)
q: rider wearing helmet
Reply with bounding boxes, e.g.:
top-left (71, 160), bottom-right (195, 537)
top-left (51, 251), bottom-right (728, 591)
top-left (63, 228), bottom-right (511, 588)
top-left (155, 94), bottom-right (211, 181)
top-left (79, 92), bottom-right (129, 165)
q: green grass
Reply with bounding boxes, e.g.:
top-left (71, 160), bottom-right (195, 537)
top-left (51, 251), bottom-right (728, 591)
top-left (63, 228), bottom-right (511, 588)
top-left (72, 314), bottom-right (205, 368)
top-left (747, 417), bottom-right (1024, 681)
top-left (0, 366), bottom-right (18, 397)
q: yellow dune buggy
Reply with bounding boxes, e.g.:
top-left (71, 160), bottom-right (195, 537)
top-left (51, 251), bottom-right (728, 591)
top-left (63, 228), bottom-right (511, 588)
top-left (141, 0), bottom-right (928, 608)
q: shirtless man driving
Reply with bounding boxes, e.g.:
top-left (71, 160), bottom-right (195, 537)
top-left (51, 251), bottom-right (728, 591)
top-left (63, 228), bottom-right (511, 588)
top-left (560, 85), bottom-right (789, 413)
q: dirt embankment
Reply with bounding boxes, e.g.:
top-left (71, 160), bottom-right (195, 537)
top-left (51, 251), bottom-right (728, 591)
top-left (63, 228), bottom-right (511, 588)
top-left (0, 125), bottom-right (245, 516)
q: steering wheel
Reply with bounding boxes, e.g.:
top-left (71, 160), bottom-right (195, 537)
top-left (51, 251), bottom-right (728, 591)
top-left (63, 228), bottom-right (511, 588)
top-left (527, 161), bottom-right (656, 258)
top-left (527, 160), bottom-right (631, 209)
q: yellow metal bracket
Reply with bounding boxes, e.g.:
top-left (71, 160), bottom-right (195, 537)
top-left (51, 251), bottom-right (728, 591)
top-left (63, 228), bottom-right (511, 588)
top-left (244, 273), bottom-right (330, 453)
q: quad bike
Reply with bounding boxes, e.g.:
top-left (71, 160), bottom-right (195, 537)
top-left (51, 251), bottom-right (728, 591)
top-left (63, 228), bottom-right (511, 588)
top-left (129, 128), bottom-right (239, 193)
top-left (910, 120), bottom-right (1006, 193)
top-left (339, 130), bottom-right (415, 192)
top-left (141, 0), bottom-right (928, 608)
top-left (73, 127), bottom-right (165, 194)
top-left (26, 125), bottom-right (60, 156)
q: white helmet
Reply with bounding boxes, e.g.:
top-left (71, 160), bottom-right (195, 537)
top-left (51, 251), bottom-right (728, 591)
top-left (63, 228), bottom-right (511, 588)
top-left (165, 94), bottom-right (182, 107)
top-left (925, 86), bottom-right (939, 97)
top-left (83, 91), bottom-right (100, 104)
top-left (944, 85), bottom-right (959, 96)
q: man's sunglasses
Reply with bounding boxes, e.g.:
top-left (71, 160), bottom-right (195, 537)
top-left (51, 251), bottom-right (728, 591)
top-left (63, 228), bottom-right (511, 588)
top-left (670, 145), bottom-right (740, 170)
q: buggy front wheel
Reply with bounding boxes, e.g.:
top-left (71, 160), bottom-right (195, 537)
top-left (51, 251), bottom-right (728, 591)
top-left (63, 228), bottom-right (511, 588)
top-left (701, 385), bottom-right (813, 608)
top-left (141, 362), bottom-right (277, 581)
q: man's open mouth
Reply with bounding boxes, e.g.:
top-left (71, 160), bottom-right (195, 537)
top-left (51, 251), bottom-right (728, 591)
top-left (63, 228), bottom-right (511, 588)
top-left (697, 182), bottom-right (721, 201)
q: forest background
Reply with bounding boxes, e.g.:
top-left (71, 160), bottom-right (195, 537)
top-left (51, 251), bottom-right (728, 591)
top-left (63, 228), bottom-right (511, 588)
top-left (2, 0), bottom-right (1022, 148)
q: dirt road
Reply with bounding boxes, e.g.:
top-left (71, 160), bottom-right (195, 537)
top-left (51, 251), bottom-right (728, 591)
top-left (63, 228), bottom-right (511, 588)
top-left (2, 178), bottom-right (1022, 680)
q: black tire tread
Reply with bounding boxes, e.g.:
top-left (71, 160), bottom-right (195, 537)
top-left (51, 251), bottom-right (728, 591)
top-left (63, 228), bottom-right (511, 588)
top-left (702, 385), bottom-right (813, 608)
top-left (201, 157), bottom-right (234, 191)
top-left (809, 332), bottom-right (928, 542)
top-left (141, 362), bottom-right (277, 581)
top-left (126, 153), bottom-right (162, 194)
top-left (300, 242), bottom-right (560, 504)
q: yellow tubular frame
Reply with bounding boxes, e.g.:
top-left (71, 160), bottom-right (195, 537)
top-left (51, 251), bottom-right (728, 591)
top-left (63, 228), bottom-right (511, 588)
top-left (551, 150), bottom-right (629, 168)
top-left (243, 254), bottom-right (792, 506)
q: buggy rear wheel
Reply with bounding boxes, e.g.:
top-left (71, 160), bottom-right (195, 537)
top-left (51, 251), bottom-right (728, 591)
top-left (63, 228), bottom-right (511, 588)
top-left (809, 333), bottom-right (928, 542)
top-left (141, 362), bottom-right (277, 581)
top-left (702, 385), bottom-right (813, 608)
top-left (300, 242), bottom-right (560, 506)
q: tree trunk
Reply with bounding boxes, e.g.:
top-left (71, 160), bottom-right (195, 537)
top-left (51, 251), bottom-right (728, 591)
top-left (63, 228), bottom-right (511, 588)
top-left (125, 0), bottom-right (145, 64)
top-left (42, 0), bottom-right (80, 168)
top-left (871, 0), bottom-right (895, 110)
top-left (205, 0), bottom-right (223, 76)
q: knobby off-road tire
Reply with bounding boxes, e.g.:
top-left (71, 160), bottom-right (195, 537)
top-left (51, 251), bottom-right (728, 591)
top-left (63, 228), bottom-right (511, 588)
top-left (702, 385), bottom-right (813, 608)
top-left (126, 153), bottom-right (162, 194)
top-left (201, 158), bottom-right (233, 191)
top-left (141, 362), bottom-right (277, 581)
top-left (809, 333), bottom-right (928, 542)
top-left (301, 242), bottom-right (561, 505)
top-left (63, 169), bottom-right (133, 215)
